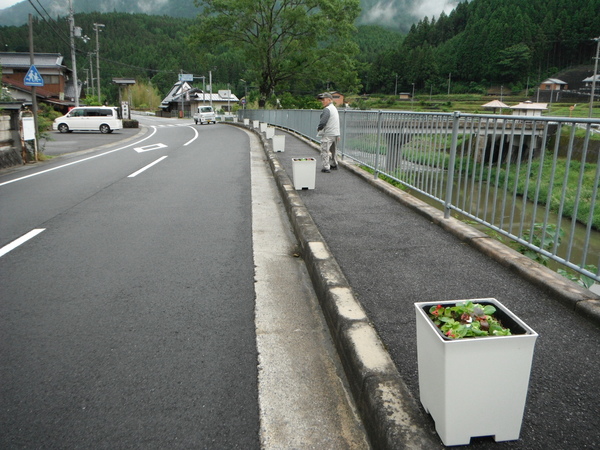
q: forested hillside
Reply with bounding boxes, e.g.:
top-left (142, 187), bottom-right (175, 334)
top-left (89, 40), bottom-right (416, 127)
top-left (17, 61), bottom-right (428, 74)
top-left (0, 0), bottom-right (598, 104)
top-left (0, 12), bottom-right (204, 101)
top-left (364, 0), bottom-right (600, 94)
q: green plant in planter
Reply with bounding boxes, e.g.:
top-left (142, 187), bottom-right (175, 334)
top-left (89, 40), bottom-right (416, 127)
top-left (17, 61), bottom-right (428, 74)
top-left (428, 301), bottom-right (512, 339)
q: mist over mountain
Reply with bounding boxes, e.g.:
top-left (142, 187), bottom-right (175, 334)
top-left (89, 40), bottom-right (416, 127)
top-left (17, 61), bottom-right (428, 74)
top-left (0, 0), bottom-right (460, 31)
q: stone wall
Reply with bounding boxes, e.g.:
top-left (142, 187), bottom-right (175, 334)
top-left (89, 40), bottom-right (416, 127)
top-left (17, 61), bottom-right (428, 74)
top-left (0, 114), bottom-right (23, 169)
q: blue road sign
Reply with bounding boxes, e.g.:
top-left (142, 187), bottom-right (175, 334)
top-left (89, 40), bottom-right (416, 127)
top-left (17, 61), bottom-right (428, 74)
top-left (24, 65), bottom-right (44, 87)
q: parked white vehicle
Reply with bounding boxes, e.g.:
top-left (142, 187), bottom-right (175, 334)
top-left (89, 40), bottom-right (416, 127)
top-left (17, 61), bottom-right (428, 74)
top-left (193, 106), bottom-right (216, 125)
top-left (53, 106), bottom-right (123, 134)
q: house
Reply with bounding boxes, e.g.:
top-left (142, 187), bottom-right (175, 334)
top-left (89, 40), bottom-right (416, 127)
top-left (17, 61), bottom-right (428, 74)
top-left (510, 101), bottom-right (548, 117)
top-left (191, 90), bottom-right (239, 113)
top-left (582, 75), bottom-right (600, 90)
top-left (539, 78), bottom-right (568, 91)
top-left (0, 52), bottom-right (79, 109)
top-left (328, 91), bottom-right (345, 106)
top-left (159, 80), bottom-right (239, 115)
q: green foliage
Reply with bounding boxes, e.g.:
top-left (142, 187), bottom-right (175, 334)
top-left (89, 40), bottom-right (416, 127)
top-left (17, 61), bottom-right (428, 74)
top-left (517, 223), bottom-right (564, 265)
top-left (558, 265), bottom-right (598, 289)
top-left (36, 103), bottom-right (61, 133)
top-left (190, 0), bottom-right (361, 105)
top-left (365, 0), bottom-right (600, 94)
top-left (428, 301), bottom-right (512, 339)
top-left (129, 81), bottom-right (162, 111)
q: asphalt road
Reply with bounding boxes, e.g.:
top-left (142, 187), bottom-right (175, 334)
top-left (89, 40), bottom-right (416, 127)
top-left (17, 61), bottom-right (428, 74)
top-left (1, 121), bottom-right (260, 448)
top-left (0, 117), bottom-right (369, 449)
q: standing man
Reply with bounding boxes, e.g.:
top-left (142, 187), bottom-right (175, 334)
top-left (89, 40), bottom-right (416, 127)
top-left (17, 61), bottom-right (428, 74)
top-left (317, 92), bottom-right (340, 173)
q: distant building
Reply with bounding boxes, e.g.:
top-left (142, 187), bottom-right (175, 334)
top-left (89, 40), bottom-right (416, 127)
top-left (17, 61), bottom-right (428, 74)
top-left (582, 75), bottom-right (600, 89)
top-left (0, 52), bottom-right (79, 108)
top-left (510, 101), bottom-right (548, 117)
top-left (160, 81), bottom-right (239, 115)
top-left (539, 78), bottom-right (568, 91)
top-left (328, 91), bottom-right (345, 107)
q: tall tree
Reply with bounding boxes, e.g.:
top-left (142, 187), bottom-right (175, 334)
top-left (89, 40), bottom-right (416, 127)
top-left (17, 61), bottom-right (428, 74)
top-left (190, 0), bottom-right (361, 106)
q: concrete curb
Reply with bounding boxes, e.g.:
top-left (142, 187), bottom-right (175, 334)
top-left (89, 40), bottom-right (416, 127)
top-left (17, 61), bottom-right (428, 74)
top-left (238, 123), bottom-right (438, 449)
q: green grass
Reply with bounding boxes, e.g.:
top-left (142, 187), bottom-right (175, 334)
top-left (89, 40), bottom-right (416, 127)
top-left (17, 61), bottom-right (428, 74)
top-left (349, 94), bottom-right (600, 119)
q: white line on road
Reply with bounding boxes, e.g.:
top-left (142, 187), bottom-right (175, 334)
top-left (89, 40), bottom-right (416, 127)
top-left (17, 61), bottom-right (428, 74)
top-left (0, 127), bottom-right (159, 188)
top-left (128, 156), bottom-right (168, 178)
top-left (184, 126), bottom-right (199, 146)
top-left (0, 228), bottom-right (46, 258)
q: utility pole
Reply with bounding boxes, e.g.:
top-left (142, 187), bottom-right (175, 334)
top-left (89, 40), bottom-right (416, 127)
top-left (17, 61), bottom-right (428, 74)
top-left (88, 52), bottom-right (95, 98)
top-left (94, 23), bottom-right (105, 103)
top-left (589, 37), bottom-right (600, 118)
top-left (28, 13), bottom-right (38, 160)
top-left (68, 0), bottom-right (79, 106)
top-left (209, 70), bottom-right (213, 109)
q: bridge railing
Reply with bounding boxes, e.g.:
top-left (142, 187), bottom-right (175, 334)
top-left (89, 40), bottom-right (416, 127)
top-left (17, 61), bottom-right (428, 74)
top-left (240, 109), bottom-right (600, 284)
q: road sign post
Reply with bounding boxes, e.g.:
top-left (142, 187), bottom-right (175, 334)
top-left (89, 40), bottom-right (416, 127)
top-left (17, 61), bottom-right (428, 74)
top-left (24, 65), bottom-right (44, 87)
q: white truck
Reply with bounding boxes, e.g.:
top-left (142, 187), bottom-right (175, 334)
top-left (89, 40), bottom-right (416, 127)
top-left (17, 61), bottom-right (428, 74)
top-left (193, 106), bottom-right (216, 125)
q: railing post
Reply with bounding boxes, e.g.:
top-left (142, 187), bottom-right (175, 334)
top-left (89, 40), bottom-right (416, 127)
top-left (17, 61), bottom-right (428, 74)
top-left (374, 111), bottom-right (383, 179)
top-left (340, 109), bottom-right (346, 161)
top-left (444, 111), bottom-right (461, 218)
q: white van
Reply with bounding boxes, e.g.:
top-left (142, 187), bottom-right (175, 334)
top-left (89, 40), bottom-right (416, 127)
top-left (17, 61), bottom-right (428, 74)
top-left (53, 106), bottom-right (123, 134)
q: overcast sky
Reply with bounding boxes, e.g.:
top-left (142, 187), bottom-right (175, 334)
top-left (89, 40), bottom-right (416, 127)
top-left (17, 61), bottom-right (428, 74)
top-left (0, 0), bottom-right (20, 9)
top-left (0, 0), bottom-right (458, 19)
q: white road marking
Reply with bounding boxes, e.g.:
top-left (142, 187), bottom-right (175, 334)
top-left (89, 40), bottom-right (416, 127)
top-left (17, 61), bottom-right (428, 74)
top-left (184, 126), bottom-right (199, 146)
top-left (128, 156), bottom-right (168, 178)
top-left (134, 143), bottom-right (167, 153)
top-left (0, 127), bottom-right (159, 187)
top-left (0, 228), bottom-right (46, 258)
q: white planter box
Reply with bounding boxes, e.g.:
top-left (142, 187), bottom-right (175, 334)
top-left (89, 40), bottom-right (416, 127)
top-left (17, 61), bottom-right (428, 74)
top-left (292, 158), bottom-right (316, 190)
top-left (253, 120), bottom-right (259, 129)
top-left (415, 298), bottom-right (538, 446)
top-left (266, 126), bottom-right (275, 139)
top-left (272, 134), bottom-right (285, 152)
top-left (244, 118), bottom-right (249, 126)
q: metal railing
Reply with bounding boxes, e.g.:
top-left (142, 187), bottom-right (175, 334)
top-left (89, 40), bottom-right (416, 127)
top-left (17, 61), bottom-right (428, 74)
top-left (240, 109), bottom-right (600, 284)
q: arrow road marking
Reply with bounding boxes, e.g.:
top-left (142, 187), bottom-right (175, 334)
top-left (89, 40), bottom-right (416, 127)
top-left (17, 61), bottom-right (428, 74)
top-left (134, 143), bottom-right (167, 153)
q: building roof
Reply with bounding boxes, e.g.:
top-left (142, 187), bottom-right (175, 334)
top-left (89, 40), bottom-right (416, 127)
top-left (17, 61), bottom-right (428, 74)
top-left (482, 100), bottom-right (509, 109)
top-left (583, 75), bottom-right (600, 83)
top-left (510, 101), bottom-right (548, 110)
top-left (0, 52), bottom-right (65, 69)
top-left (112, 78), bottom-right (136, 85)
top-left (541, 78), bottom-right (567, 85)
top-left (160, 81), bottom-right (239, 108)
top-left (191, 91), bottom-right (239, 102)
top-left (160, 80), bottom-right (193, 106)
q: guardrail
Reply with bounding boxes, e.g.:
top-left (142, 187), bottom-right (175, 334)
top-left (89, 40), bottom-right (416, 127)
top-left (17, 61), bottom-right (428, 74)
top-left (240, 108), bottom-right (600, 284)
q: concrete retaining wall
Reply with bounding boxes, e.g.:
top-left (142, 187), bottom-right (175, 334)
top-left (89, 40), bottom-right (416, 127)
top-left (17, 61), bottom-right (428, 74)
top-left (0, 114), bottom-right (23, 169)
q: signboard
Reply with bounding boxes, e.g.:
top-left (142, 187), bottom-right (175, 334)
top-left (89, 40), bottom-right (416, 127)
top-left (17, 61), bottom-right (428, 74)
top-left (178, 73), bottom-right (193, 82)
top-left (24, 65), bottom-right (44, 87)
top-left (22, 117), bottom-right (36, 140)
top-left (121, 101), bottom-right (130, 120)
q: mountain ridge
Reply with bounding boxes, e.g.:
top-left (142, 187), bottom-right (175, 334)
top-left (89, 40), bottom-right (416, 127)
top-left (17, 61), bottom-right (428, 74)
top-left (0, 0), bottom-right (460, 32)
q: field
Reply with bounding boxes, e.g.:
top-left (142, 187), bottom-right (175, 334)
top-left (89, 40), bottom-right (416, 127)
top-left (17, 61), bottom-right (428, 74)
top-left (349, 94), bottom-right (600, 119)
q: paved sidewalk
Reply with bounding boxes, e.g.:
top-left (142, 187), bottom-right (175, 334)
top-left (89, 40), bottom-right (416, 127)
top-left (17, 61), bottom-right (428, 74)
top-left (247, 124), bottom-right (600, 449)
